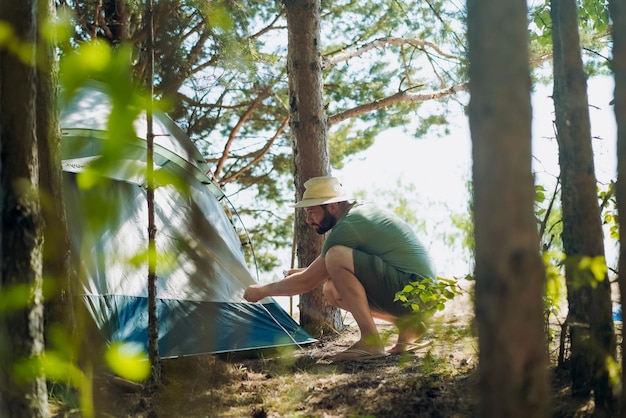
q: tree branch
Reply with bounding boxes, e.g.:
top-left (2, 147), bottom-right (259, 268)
top-left (220, 116), bottom-right (289, 184)
top-left (323, 36), bottom-right (459, 69)
top-left (539, 178), bottom-right (560, 250)
top-left (213, 85), bottom-right (273, 179)
top-left (328, 83), bottom-right (468, 125)
top-left (250, 10), bottom-right (286, 39)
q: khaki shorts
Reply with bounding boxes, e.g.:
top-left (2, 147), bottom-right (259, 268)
top-left (352, 248), bottom-right (424, 317)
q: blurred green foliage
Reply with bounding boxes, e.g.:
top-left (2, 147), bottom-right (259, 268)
top-left (105, 342), bottom-right (151, 382)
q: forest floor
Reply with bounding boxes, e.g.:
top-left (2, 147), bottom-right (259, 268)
top-left (51, 289), bottom-right (602, 418)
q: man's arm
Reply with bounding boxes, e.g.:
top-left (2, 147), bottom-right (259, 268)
top-left (243, 256), bottom-right (329, 302)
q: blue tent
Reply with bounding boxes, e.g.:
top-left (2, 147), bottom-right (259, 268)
top-left (60, 84), bottom-right (315, 358)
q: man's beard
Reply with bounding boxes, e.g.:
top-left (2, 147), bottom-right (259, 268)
top-left (315, 206), bottom-right (336, 234)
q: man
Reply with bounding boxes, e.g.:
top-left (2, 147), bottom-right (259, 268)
top-left (243, 176), bottom-right (437, 360)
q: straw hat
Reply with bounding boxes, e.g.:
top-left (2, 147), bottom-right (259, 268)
top-left (291, 176), bottom-right (351, 208)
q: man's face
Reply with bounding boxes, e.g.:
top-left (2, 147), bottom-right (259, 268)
top-left (305, 205), bottom-right (336, 234)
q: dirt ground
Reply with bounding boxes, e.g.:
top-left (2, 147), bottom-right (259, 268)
top-left (91, 319), bottom-right (481, 417)
top-left (51, 291), bottom-right (598, 418)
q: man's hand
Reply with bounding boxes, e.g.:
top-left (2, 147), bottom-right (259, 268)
top-left (243, 284), bottom-right (267, 303)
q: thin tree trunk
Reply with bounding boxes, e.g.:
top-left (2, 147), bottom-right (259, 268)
top-left (609, 0), bottom-right (626, 414)
top-left (0, 0), bottom-right (50, 415)
top-left (467, 0), bottom-right (551, 416)
top-left (284, 0), bottom-right (342, 336)
top-left (551, 0), bottom-right (617, 414)
top-left (145, 0), bottom-right (161, 386)
top-left (37, 0), bottom-right (73, 346)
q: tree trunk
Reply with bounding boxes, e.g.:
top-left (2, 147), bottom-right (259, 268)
top-left (284, 0), bottom-right (342, 336)
top-left (145, 0), bottom-right (161, 386)
top-left (37, 0), bottom-right (73, 348)
top-left (0, 0), bottom-right (50, 416)
top-left (609, 0), bottom-right (626, 414)
top-left (467, 0), bottom-right (551, 416)
top-left (103, 0), bottom-right (126, 44)
top-left (551, 0), bottom-right (617, 413)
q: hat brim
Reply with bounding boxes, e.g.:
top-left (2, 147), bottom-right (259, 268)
top-left (290, 196), bottom-right (351, 208)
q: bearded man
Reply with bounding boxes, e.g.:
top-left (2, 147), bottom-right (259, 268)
top-left (243, 176), bottom-right (437, 360)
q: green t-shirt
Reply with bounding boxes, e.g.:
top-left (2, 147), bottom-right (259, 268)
top-left (321, 202), bottom-right (437, 279)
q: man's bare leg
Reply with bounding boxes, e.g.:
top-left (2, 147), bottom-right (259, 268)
top-left (323, 246), bottom-right (385, 355)
top-left (371, 311), bottom-right (428, 353)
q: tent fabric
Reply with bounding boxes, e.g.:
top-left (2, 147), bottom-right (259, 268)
top-left (60, 83), bottom-right (315, 358)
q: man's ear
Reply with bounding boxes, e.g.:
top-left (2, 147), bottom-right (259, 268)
top-left (327, 202), bottom-right (340, 213)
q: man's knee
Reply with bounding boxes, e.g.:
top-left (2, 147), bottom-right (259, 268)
top-left (324, 245), bottom-right (352, 273)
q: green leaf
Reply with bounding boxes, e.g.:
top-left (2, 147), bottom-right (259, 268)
top-left (0, 21), bottom-right (14, 45)
top-left (588, 256), bottom-right (607, 282)
top-left (41, 12), bottom-right (73, 45)
top-left (0, 284), bottom-right (33, 313)
top-left (206, 3), bottom-right (234, 31)
top-left (105, 342), bottom-right (150, 382)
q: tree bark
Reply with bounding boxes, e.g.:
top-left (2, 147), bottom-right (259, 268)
top-left (0, 0), bottom-right (50, 416)
top-left (37, 0), bottom-right (73, 349)
top-left (551, 0), bottom-right (617, 413)
top-left (145, 0), bottom-right (161, 386)
top-left (467, 0), bottom-right (551, 416)
top-left (285, 0), bottom-right (342, 336)
top-left (102, 0), bottom-right (126, 44)
top-left (609, 0), bottom-right (626, 414)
